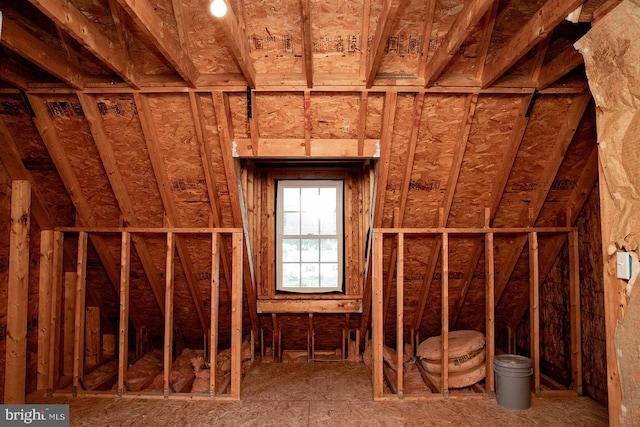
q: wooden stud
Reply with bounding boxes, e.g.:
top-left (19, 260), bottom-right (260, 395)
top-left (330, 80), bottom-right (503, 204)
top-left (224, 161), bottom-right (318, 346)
top-left (300, 0), bottom-right (313, 88)
top-left (117, 232), bottom-right (131, 397)
top-left (372, 231), bottom-right (384, 399)
top-left (73, 231), bottom-right (88, 396)
top-left (164, 232), bottom-right (175, 398)
top-left (569, 230), bottom-right (582, 395)
top-left (4, 180), bottom-right (31, 404)
top-left (37, 230), bottom-right (54, 390)
top-left (230, 231), bottom-right (243, 399)
top-left (210, 232), bottom-right (219, 395)
top-left (63, 273), bottom-right (77, 377)
top-left (441, 232), bottom-right (449, 397)
top-left (47, 231), bottom-right (64, 392)
top-left (357, 92), bottom-right (368, 157)
top-left (529, 232), bottom-right (540, 396)
top-left (485, 227), bottom-right (495, 397)
top-left (396, 232), bottom-right (404, 398)
top-left (304, 91), bottom-right (312, 156)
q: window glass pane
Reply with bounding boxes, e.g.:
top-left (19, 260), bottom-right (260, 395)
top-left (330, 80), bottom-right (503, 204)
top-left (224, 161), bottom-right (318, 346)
top-left (283, 187), bottom-right (300, 212)
top-left (282, 239), bottom-right (300, 262)
top-left (301, 239), bottom-right (319, 262)
top-left (301, 209), bottom-right (318, 235)
top-left (301, 263), bottom-right (319, 287)
top-left (318, 188), bottom-right (337, 234)
top-left (320, 239), bottom-right (338, 262)
top-left (282, 263), bottom-right (300, 288)
top-left (283, 212), bottom-right (300, 235)
top-left (320, 263), bottom-right (338, 287)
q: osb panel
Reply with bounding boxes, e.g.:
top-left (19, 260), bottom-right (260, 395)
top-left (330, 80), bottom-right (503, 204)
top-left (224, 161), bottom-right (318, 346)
top-left (43, 95), bottom-right (121, 226)
top-left (365, 93), bottom-right (384, 140)
top-left (487, 0), bottom-right (546, 57)
top-left (536, 103), bottom-right (597, 227)
top-left (494, 242), bottom-right (531, 331)
top-left (403, 94), bottom-right (468, 228)
top-left (244, 0), bottom-right (304, 75)
top-left (70, 0), bottom-right (120, 47)
top-left (255, 93), bottom-right (305, 139)
top-left (310, 93), bottom-right (360, 139)
top-left (453, 244), bottom-right (488, 331)
top-left (311, 0), bottom-right (363, 75)
top-left (427, 0), bottom-right (464, 63)
top-left (380, 93), bottom-right (416, 228)
top-left (447, 94), bottom-right (522, 228)
top-left (0, 95), bottom-right (75, 227)
top-left (442, 21), bottom-right (485, 79)
top-left (183, 0), bottom-right (241, 74)
top-left (169, 245), bottom-right (205, 338)
top-left (279, 314), bottom-right (309, 350)
top-left (228, 93), bottom-right (250, 140)
top-left (147, 94), bottom-right (210, 228)
top-left (577, 185), bottom-right (607, 403)
top-left (313, 314), bottom-right (347, 351)
top-left (378, 0), bottom-right (428, 77)
top-left (492, 95), bottom-right (574, 228)
top-left (539, 241), bottom-right (572, 385)
top-left (197, 93), bottom-right (235, 228)
top-left (118, 10), bottom-right (175, 76)
top-left (96, 94), bottom-right (164, 228)
top-left (126, 241), bottom-right (164, 339)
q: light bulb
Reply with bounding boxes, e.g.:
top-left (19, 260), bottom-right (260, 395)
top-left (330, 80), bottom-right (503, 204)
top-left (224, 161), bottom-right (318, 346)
top-left (210, 0), bottom-right (227, 17)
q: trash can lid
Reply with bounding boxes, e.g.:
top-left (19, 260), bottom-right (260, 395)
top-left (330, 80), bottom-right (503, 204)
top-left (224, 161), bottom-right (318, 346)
top-left (494, 354), bottom-right (532, 369)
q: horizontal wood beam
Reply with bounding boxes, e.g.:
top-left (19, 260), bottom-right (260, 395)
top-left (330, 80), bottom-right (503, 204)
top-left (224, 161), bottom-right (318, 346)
top-left (233, 138), bottom-right (380, 158)
top-left (117, 0), bottom-right (199, 87)
top-left (482, 0), bottom-right (585, 88)
top-left (28, 0), bottom-right (141, 88)
top-left (257, 299), bottom-right (363, 314)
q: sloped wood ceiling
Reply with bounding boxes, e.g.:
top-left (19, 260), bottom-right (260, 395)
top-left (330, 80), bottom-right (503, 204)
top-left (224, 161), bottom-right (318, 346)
top-left (0, 0), bottom-right (609, 350)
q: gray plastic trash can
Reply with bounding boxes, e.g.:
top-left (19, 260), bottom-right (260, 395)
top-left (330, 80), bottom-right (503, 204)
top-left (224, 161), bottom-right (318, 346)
top-left (494, 354), bottom-right (533, 409)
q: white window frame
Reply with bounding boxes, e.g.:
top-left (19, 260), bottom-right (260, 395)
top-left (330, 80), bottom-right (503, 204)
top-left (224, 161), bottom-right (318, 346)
top-left (276, 179), bottom-right (344, 293)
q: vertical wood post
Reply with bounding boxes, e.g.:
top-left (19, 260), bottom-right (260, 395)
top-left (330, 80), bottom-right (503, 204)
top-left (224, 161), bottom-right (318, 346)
top-left (63, 272), bottom-right (77, 376)
top-left (37, 230), bottom-right (54, 390)
top-left (210, 232), bottom-right (219, 396)
top-left (118, 232), bottom-right (131, 397)
top-left (164, 232), bottom-right (175, 398)
top-left (230, 231), bottom-right (243, 399)
top-left (48, 231), bottom-right (64, 392)
top-left (396, 232), bottom-right (404, 398)
top-left (441, 231), bottom-right (449, 397)
top-left (529, 232), bottom-right (540, 396)
top-left (72, 231), bottom-right (88, 396)
top-left (4, 180), bottom-right (31, 404)
top-left (85, 307), bottom-right (100, 367)
top-left (372, 230), bottom-right (384, 398)
top-left (569, 230), bottom-right (582, 395)
top-left (485, 230), bottom-right (495, 397)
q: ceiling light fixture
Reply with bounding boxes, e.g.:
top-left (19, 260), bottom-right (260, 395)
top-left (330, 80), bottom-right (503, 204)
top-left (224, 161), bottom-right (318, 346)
top-left (210, 0), bottom-right (227, 18)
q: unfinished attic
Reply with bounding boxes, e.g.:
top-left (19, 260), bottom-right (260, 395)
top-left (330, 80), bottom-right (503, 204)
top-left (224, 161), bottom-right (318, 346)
top-left (1, 0), bottom-right (639, 424)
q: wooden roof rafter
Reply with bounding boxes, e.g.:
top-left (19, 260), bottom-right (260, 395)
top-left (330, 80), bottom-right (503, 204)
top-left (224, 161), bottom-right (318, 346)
top-left (474, 0), bottom-right (499, 82)
top-left (507, 143), bottom-right (599, 331)
top-left (188, 91), bottom-right (234, 298)
top-left (77, 92), bottom-right (166, 318)
top-left (26, 93), bottom-right (145, 332)
top-left (133, 92), bottom-right (208, 334)
top-left (171, 0), bottom-right (192, 58)
top-left (410, 93), bottom-right (478, 332)
top-left (0, 60), bottom-right (32, 92)
top-left (0, 17), bottom-right (85, 90)
top-left (382, 93), bottom-right (425, 322)
top-left (450, 94), bottom-right (534, 328)
top-left (116, 0), bottom-right (200, 88)
top-left (211, 6), bottom-right (257, 88)
top-left (416, 0), bottom-right (437, 81)
top-left (481, 0), bottom-right (586, 88)
top-left (424, 0), bottom-right (495, 88)
top-left (494, 93), bottom-right (591, 304)
top-left (27, 0), bottom-right (141, 89)
top-left (537, 45), bottom-right (584, 90)
top-left (365, 0), bottom-right (403, 88)
top-left (211, 91), bottom-right (259, 339)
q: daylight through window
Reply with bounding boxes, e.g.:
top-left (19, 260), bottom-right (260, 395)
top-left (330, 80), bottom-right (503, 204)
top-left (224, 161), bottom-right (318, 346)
top-left (276, 180), bottom-right (344, 293)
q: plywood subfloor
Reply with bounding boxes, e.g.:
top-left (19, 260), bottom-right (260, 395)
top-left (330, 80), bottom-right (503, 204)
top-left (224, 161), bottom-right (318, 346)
top-left (30, 361), bottom-right (607, 426)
